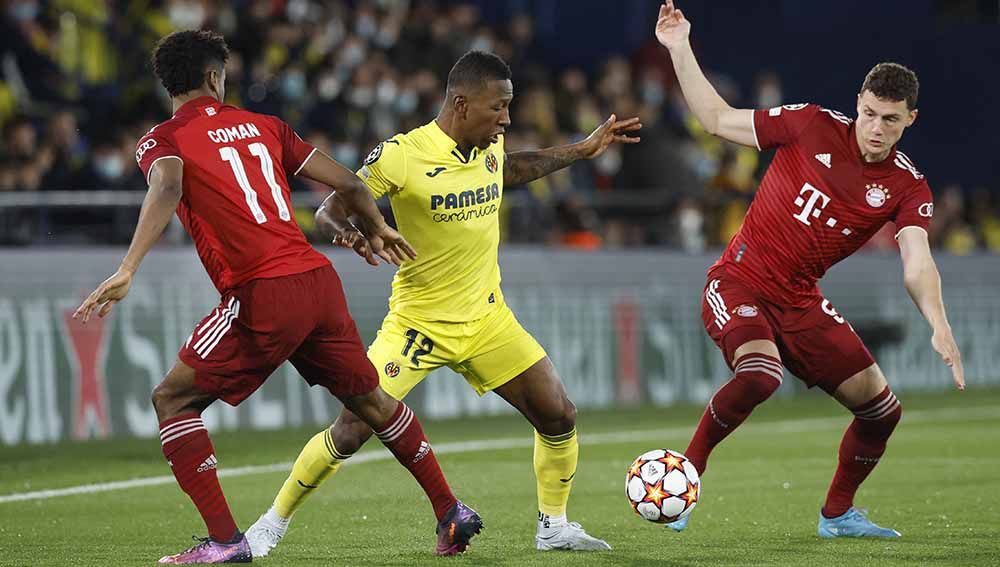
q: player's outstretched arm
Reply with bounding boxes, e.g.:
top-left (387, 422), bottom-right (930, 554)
top-left (898, 227), bottom-right (965, 390)
top-left (654, 1), bottom-right (756, 147)
top-left (503, 114), bottom-right (640, 186)
top-left (73, 157), bottom-right (184, 323)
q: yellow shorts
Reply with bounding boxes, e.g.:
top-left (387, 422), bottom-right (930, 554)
top-left (367, 302), bottom-right (547, 400)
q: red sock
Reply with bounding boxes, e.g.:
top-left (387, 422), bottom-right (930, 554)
top-left (822, 387), bottom-right (901, 518)
top-left (159, 414), bottom-right (238, 542)
top-left (375, 402), bottom-right (457, 521)
top-left (685, 353), bottom-right (782, 475)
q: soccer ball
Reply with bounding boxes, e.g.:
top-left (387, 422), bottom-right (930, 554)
top-left (625, 449), bottom-right (700, 523)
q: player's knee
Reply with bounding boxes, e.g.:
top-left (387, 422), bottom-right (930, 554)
top-left (150, 382), bottom-right (172, 416)
top-left (532, 396), bottom-right (576, 436)
top-left (562, 398), bottom-right (578, 430)
top-left (331, 414), bottom-right (372, 455)
top-left (151, 382), bottom-right (191, 421)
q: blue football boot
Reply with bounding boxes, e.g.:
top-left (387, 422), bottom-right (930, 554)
top-left (817, 507), bottom-right (901, 539)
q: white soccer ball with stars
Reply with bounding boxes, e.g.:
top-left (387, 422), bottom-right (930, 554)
top-left (625, 449), bottom-right (700, 523)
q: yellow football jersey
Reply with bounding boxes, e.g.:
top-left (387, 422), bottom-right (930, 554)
top-left (357, 120), bottom-right (505, 322)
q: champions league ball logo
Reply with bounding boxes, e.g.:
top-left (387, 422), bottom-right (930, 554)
top-left (865, 183), bottom-right (890, 208)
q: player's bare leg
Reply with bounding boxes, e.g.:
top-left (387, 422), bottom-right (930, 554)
top-left (670, 340), bottom-right (783, 532)
top-left (152, 360), bottom-right (251, 564)
top-left (250, 389), bottom-right (481, 557)
top-left (492, 357), bottom-right (610, 551)
top-left (247, 408), bottom-right (374, 557)
top-left (818, 364), bottom-right (902, 538)
top-left (342, 387), bottom-right (483, 555)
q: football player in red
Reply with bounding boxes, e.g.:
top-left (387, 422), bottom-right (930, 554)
top-left (655, 0), bottom-right (963, 538)
top-left (74, 30), bottom-right (482, 563)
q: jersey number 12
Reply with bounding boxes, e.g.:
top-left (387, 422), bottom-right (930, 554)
top-left (220, 143), bottom-right (291, 224)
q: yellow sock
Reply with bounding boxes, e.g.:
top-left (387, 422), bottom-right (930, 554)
top-left (533, 428), bottom-right (578, 518)
top-left (272, 428), bottom-right (350, 519)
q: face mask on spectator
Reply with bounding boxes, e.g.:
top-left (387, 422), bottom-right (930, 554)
top-left (375, 26), bottom-right (398, 49)
top-left (640, 79), bottom-right (666, 107)
top-left (341, 43), bottom-right (367, 68)
top-left (8, 1), bottom-right (39, 21)
top-left (593, 146), bottom-right (622, 176)
top-left (282, 71), bottom-right (307, 100)
top-left (356, 13), bottom-right (377, 39)
top-left (332, 143), bottom-right (359, 166)
top-left (286, 0), bottom-right (310, 24)
top-left (395, 89), bottom-right (419, 114)
top-left (376, 79), bottom-right (398, 106)
top-left (470, 34), bottom-right (493, 53)
top-left (95, 155), bottom-right (125, 180)
top-left (757, 83), bottom-right (782, 109)
top-left (317, 75), bottom-right (342, 101)
top-left (169, 2), bottom-right (206, 29)
top-left (348, 87), bottom-right (374, 108)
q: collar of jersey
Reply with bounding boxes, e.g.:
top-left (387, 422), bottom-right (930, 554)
top-left (173, 96), bottom-right (222, 118)
top-left (425, 120), bottom-right (480, 164)
top-left (848, 122), bottom-right (897, 170)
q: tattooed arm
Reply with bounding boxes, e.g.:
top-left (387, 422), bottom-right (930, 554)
top-left (503, 115), bottom-right (641, 186)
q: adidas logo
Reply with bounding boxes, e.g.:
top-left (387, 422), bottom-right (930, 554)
top-left (815, 153), bottom-right (832, 169)
top-left (197, 454), bottom-right (218, 473)
top-left (412, 441), bottom-right (430, 463)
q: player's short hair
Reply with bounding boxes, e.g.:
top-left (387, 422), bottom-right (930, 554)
top-left (446, 51), bottom-right (511, 93)
top-left (861, 62), bottom-right (919, 110)
top-left (152, 30), bottom-right (229, 98)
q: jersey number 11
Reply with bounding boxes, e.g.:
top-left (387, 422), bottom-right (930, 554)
top-left (219, 143), bottom-right (292, 224)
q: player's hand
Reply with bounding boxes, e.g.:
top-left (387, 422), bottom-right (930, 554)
top-left (367, 224), bottom-right (417, 267)
top-left (72, 267), bottom-right (134, 323)
top-left (578, 114), bottom-right (641, 159)
top-left (333, 228), bottom-right (381, 267)
top-left (655, 0), bottom-right (691, 51)
top-left (931, 327), bottom-right (965, 390)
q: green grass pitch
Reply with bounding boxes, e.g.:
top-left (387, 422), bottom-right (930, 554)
top-left (1, 388), bottom-right (998, 566)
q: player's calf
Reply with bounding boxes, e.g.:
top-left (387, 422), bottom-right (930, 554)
top-left (823, 386), bottom-right (902, 518)
top-left (344, 388), bottom-right (464, 524)
top-left (684, 352), bottom-right (783, 474)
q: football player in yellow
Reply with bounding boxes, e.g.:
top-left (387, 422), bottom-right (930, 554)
top-left (248, 51), bottom-right (640, 554)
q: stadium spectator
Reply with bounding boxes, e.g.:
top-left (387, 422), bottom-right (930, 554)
top-left (0, 0), bottom-right (995, 249)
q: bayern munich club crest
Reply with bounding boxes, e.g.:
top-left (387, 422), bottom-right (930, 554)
top-left (865, 183), bottom-right (890, 208)
top-left (735, 304), bottom-right (759, 317)
top-left (484, 152), bottom-right (498, 173)
top-left (384, 361), bottom-right (400, 378)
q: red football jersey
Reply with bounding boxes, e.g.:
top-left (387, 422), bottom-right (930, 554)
top-left (712, 103), bottom-right (934, 307)
top-left (135, 96), bottom-right (329, 292)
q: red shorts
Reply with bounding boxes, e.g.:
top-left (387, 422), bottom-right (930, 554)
top-left (179, 266), bottom-right (378, 405)
top-left (701, 268), bottom-right (875, 394)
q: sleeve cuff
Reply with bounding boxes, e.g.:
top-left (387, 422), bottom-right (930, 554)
top-left (145, 155), bottom-right (183, 184)
top-left (894, 225), bottom-right (928, 240)
top-left (293, 147), bottom-right (319, 176)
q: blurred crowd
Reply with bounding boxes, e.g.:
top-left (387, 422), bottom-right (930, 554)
top-left (1, 0), bottom-right (998, 253)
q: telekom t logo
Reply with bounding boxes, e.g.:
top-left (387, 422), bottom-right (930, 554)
top-left (792, 183), bottom-right (831, 226)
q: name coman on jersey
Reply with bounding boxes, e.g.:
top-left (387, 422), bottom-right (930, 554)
top-left (135, 97), bottom-right (329, 293)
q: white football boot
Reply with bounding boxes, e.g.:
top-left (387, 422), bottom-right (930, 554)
top-left (245, 507), bottom-right (289, 558)
top-left (535, 513), bottom-right (611, 551)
